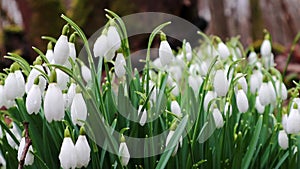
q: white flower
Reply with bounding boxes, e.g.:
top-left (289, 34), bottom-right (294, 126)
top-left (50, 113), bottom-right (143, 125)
top-left (81, 65), bottom-right (92, 83)
top-left (17, 137), bottom-right (34, 166)
top-left (93, 34), bottom-right (108, 58)
top-left (268, 81), bottom-right (277, 104)
top-left (171, 100), bottom-right (181, 117)
top-left (204, 91), bottom-right (216, 112)
top-left (286, 106), bottom-right (300, 134)
top-left (59, 137), bottom-right (76, 169)
top-left (45, 49), bottom-right (54, 62)
top-left (26, 84), bottom-right (41, 114)
top-left (278, 130), bottom-right (288, 150)
top-left (71, 93), bottom-right (87, 126)
top-left (258, 83), bottom-right (271, 106)
top-left (25, 65), bottom-right (46, 93)
top-left (115, 53), bottom-right (126, 78)
top-left (107, 26), bottom-right (121, 52)
top-left (171, 82), bottom-right (180, 96)
top-left (236, 89), bottom-right (249, 113)
top-left (212, 108), bottom-right (224, 128)
top-left (5, 70), bottom-right (25, 100)
top-left (260, 39), bottom-right (271, 57)
top-left (56, 69), bottom-right (69, 90)
top-left (6, 123), bottom-right (21, 149)
top-left (282, 114), bottom-right (288, 131)
top-left (75, 135), bottom-right (90, 168)
top-left (276, 81), bottom-right (287, 100)
top-left (248, 51), bottom-right (257, 64)
top-left (185, 42), bottom-right (192, 61)
top-left (119, 142), bottom-right (130, 166)
top-left (68, 42), bottom-right (76, 62)
top-left (165, 130), bottom-right (179, 156)
top-left (218, 42), bottom-right (230, 59)
top-left (255, 96), bottom-right (264, 114)
top-left (66, 83), bottom-right (76, 108)
top-left (0, 85), bottom-right (6, 107)
top-left (236, 73), bottom-right (248, 94)
top-left (53, 35), bottom-right (70, 65)
top-left (213, 69), bottom-right (229, 97)
top-left (250, 70), bottom-right (263, 94)
top-left (224, 102), bottom-right (232, 117)
top-left (44, 83), bottom-right (65, 122)
top-left (159, 40), bottom-right (174, 66)
top-left (188, 75), bottom-right (203, 94)
top-left (138, 106), bottom-right (147, 126)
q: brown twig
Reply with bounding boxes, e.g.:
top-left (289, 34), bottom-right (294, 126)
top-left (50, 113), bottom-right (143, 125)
top-left (18, 122), bottom-right (32, 169)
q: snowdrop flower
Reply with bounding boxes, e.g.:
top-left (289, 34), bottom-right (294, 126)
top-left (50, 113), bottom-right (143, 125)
top-left (138, 105), bottom-right (147, 126)
top-left (188, 75), bottom-right (203, 94)
top-left (93, 34), bottom-right (108, 58)
top-left (26, 64), bottom-right (46, 93)
top-left (171, 100), bottom-right (181, 117)
top-left (45, 42), bottom-right (54, 62)
top-left (165, 123), bottom-right (179, 156)
top-left (282, 114), bottom-right (288, 131)
top-left (53, 25), bottom-right (70, 65)
top-left (218, 41), bottom-right (230, 59)
top-left (275, 81), bottom-right (287, 100)
top-left (59, 128), bottom-right (77, 169)
top-left (213, 69), bottom-right (229, 97)
top-left (56, 69), bottom-right (69, 90)
top-left (66, 83), bottom-right (76, 108)
top-left (212, 107), bottom-right (224, 128)
top-left (81, 65), bottom-right (92, 83)
top-left (185, 42), bottom-right (192, 61)
top-left (115, 53), bottom-right (126, 78)
top-left (68, 33), bottom-right (77, 62)
top-left (235, 73), bottom-right (248, 94)
top-left (5, 67), bottom-right (25, 100)
top-left (153, 58), bottom-right (163, 69)
top-left (236, 85), bottom-right (249, 113)
top-left (107, 25), bottom-right (121, 52)
top-left (258, 82), bottom-right (271, 106)
top-left (224, 101), bottom-right (232, 117)
top-left (17, 137), bottom-right (34, 166)
top-left (250, 70), bottom-right (263, 94)
top-left (75, 127), bottom-right (91, 168)
top-left (204, 90), bottom-right (216, 112)
top-left (26, 79), bottom-right (41, 114)
top-left (260, 38), bottom-right (271, 57)
top-left (171, 81), bottom-right (180, 96)
top-left (119, 135), bottom-right (130, 166)
top-left (278, 130), bottom-right (288, 150)
top-left (0, 84), bottom-right (6, 108)
top-left (159, 33), bottom-right (174, 66)
top-left (71, 87), bottom-right (87, 126)
top-left (255, 96), bottom-right (265, 114)
top-left (44, 70), bottom-right (65, 122)
top-left (0, 150), bottom-right (5, 168)
top-left (286, 103), bottom-right (300, 134)
top-left (248, 51), bottom-right (257, 64)
top-left (7, 122), bottom-right (21, 149)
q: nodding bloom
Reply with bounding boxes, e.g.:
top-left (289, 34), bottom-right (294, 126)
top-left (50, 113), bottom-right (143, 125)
top-left (138, 105), bottom-right (147, 126)
top-left (235, 73), bottom-right (248, 94)
top-left (75, 127), bottom-right (91, 168)
top-left (56, 69), bottom-right (69, 90)
top-left (286, 103), bottom-right (300, 134)
top-left (268, 81), bottom-right (277, 104)
top-left (119, 135), bottom-right (130, 166)
top-left (204, 90), bottom-right (216, 112)
top-left (275, 81), bottom-right (287, 100)
top-left (59, 128), bottom-right (76, 169)
top-left (93, 34), bottom-right (108, 58)
top-left (159, 33), bottom-right (174, 66)
top-left (171, 100), bottom-right (182, 117)
top-left (188, 75), bottom-right (203, 95)
top-left (45, 42), bottom-right (54, 62)
top-left (224, 101), bottom-right (232, 117)
top-left (18, 137), bottom-right (34, 166)
top-left (185, 42), bottom-right (192, 61)
top-left (115, 53), bottom-right (126, 78)
top-left (26, 80), bottom-right (42, 115)
top-left (71, 86), bottom-right (87, 126)
top-left (278, 130), bottom-right (288, 150)
top-left (53, 25), bottom-right (70, 65)
top-left (255, 96), bottom-right (265, 114)
top-left (81, 65), bottom-right (92, 84)
top-left (217, 42), bottom-right (230, 59)
top-left (44, 70), bottom-right (65, 122)
top-left (66, 83), bottom-right (76, 108)
top-left (213, 69), bottom-right (229, 97)
top-left (212, 107), bottom-right (224, 128)
top-left (26, 64), bottom-right (46, 93)
top-left (258, 82), bottom-right (271, 106)
top-left (250, 70), bottom-right (263, 94)
top-left (5, 68), bottom-right (25, 100)
top-left (260, 39), bottom-right (271, 57)
top-left (248, 51), bottom-right (257, 64)
top-left (107, 25), bottom-right (121, 53)
top-left (236, 85), bottom-right (249, 113)
top-left (6, 122), bottom-right (21, 149)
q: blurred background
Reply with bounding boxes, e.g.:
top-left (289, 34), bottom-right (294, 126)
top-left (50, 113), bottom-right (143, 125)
top-left (0, 0), bottom-right (300, 82)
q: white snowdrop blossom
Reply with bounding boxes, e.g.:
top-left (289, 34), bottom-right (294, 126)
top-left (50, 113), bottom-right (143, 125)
top-left (260, 39), bottom-right (271, 57)
top-left (26, 84), bottom-right (41, 114)
top-left (258, 82), bottom-right (271, 106)
top-left (59, 137), bottom-right (77, 169)
top-left (275, 81), bottom-right (287, 100)
top-left (26, 65), bottom-right (46, 93)
top-left (224, 102), bottom-right (232, 117)
top-left (53, 35), bottom-right (70, 65)
top-left (107, 25), bottom-right (121, 53)
top-left (93, 34), bottom-right (108, 58)
top-left (71, 92), bottom-right (87, 126)
top-left (138, 105), bottom-right (147, 126)
top-left (171, 100), bottom-right (181, 117)
top-left (56, 69), bottom-right (69, 90)
top-left (188, 75), bottom-right (203, 94)
top-left (7, 123), bottom-right (21, 149)
top-left (185, 42), bottom-right (192, 61)
top-left (75, 135), bottom-right (91, 168)
top-left (45, 48), bottom-right (54, 62)
top-left (159, 40), bottom-right (174, 66)
top-left (278, 130), bottom-right (288, 150)
top-left (212, 107), bottom-right (224, 128)
top-left (81, 65), bottom-right (92, 83)
top-left (268, 81), bottom-right (277, 104)
top-left (255, 96), bottom-right (265, 114)
top-left (17, 137), bottom-right (34, 166)
top-left (286, 105), bottom-right (300, 134)
top-left (213, 69), bottom-right (229, 97)
top-left (248, 51), bottom-right (257, 64)
top-left (165, 130), bottom-right (179, 156)
top-left (115, 53), bottom-right (126, 78)
top-left (236, 73), bottom-right (248, 94)
top-left (119, 137), bottom-right (130, 166)
top-left (68, 42), bottom-right (76, 62)
top-left (66, 83), bottom-right (76, 108)
top-left (44, 83), bottom-right (65, 122)
top-left (5, 70), bottom-right (25, 100)
top-left (236, 89), bottom-right (249, 113)
top-left (218, 42), bottom-right (230, 59)
top-left (250, 70), bottom-right (263, 94)
top-left (204, 91), bottom-right (216, 112)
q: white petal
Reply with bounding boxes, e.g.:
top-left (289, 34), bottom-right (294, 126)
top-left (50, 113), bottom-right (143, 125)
top-left (66, 83), bottom-right (76, 108)
top-left (286, 108), bottom-right (300, 134)
top-left (218, 42), bottom-right (230, 59)
top-left (282, 114), bottom-right (288, 131)
top-left (68, 43), bottom-right (76, 61)
top-left (204, 91), bottom-right (216, 112)
top-left (18, 138), bottom-right (34, 165)
top-left (93, 34), bottom-right (108, 58)
top-left (56, 69), bottom-right (69, 90)
top-left (138, 106), bottom-right (147, 126)
top-left (159, 41), bottom-right (174, 66)
top-left (75, 135), bottom-right (90, 168)
top-left (224, 102), bottom-right (232, 117)
top-left (0, 85), bottom-right (7, 107)
top-left (171, 100), bottom-right (181, 117)
top-left (188, 75), bottom-right (203, 94)
top-left (107, 26), bottom-right (121, 52)
top-left (213, 69), bottom-right (229, 97)
top-left (236, 73), bottom-right (248, 94)
top-left (115, 53), bottom-right (126, 78)
top-left (81, 65), bottom-right (92, 83)
top-left (248, 51), bottom-right (257, 64)
top-left (44, 83), bottom-right (64, 122)
top-left (213, 108), bottom-right (224, 128)
top-left (260, 39), bottom-right (271, 57)
top-left (26, 85), bottom-right (41, 114)
top-left (255, 96), bottom-right (265, 114)
top-left (54, 35), bottom-right (70, 65)
top-left (119, 142), bottom-right (130, 166)
top-left (46, 49), bottom-right (54, 62)
top-left (59, 137), bottom-right (76, 169)
top-left (278, 130), bottom-right (288, 150)
top-left (258, 83), bottom-right (271, 106)
top-left (185, 42), bottom-right (192, 61)
top-left (236, 90), bottom-right (249, 113)
top-left (71, 93), bottom-right (87, 126)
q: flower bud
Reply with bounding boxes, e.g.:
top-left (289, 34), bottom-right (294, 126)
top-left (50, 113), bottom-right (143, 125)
top-left (159, 40), bottom-right (174, 66)
top-left (260, 39), bottom-right (271, 57)
top-left (59, 132), bottom-right (76, 169)
top-left (278, 130), bottom-right (288, 150)
top-left (115, 53), bottom-right (126, 78)
top-left (213, 69), bottom-right (229, 97)
top-left (53, 34), bottom-right (70, 65)
top-left (75, 133), bottom-right (90, 168)
top-left (236, 88), bottom-right (249, 113)
top-left (212, 107), bottom-right (224, 128)
top-left (44, 83), bottom-right (65, 122)
top-left (138, 105), bottom-right (147, 126)
top-left (119, 135), bottom-right (130, 166)
top-left (26, 84), bottom-right (42, 114)
top-left (71, 91), bottom-right (87, 126)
